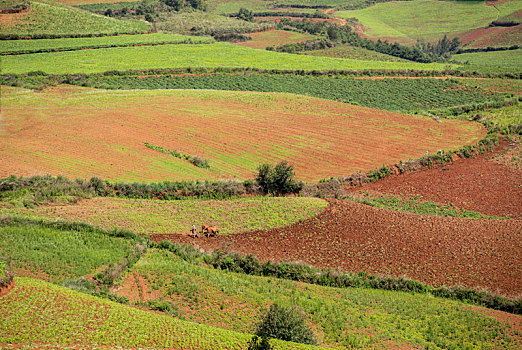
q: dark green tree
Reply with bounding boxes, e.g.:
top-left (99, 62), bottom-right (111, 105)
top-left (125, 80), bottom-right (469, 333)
top-left (237, 7), bottom-right (254, 22)
top-left (255, 304), bottom-right (316, 345)
top-left (255, 161), bottom-right (302, 196)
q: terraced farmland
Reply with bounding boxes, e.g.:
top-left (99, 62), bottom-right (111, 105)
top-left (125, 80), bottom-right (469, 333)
top-left (0, 41), bottom-right (458, 74)
top-left (454, 49), bottom-right (522, 73)
top-left (335, 0), bottom-right (522, 45)
top-left (2, 197), bottom-right (328, 235)
top-left (0, 0), bottom-right (149, 38)
top-left (0, 32), bottom-right (214, 54)
top-left (112, 249), bottom-right (522, 349)
top-left (0, 277), bottom-right (323, 349)
top-left (1, 86), bottom-right (486, 182)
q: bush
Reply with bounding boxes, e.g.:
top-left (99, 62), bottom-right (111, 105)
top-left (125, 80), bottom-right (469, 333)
top-left (248, 335), bottom-right (273, 350)
top-left (255, 304), bottom-right (317, 345)
top-left (256, 161), bottom-right (303, 196)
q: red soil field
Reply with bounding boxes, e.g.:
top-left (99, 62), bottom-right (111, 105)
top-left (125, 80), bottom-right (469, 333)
top-left (1, 86), bottom-right (485, 182)
top-left (151, 198), bottom-right (522, 297)
top-left (349, 139), bottom-right (522, 219)
top-left (459, 23), bottom-right (522, 48)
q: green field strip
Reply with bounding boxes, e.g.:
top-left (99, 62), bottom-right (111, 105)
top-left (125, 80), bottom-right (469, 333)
top-left (0, 33), bottom-right (214, 54)
top-left (1, 42), bottom-right (458, 74)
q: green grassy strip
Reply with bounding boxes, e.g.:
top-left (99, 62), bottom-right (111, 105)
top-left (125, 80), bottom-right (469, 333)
top-left (0, 277), bottom-right (323, 349)
top-left (345, 194), bottom-right (510, 219)
top-left (0, 1), bottom-right (150, 39)
top-left (144, 142), bottom-right (211, 169)
top-left (453, 49), bottom-right (522, 72)
top-left (0, 33), bottom-right (214, 55)
top-left (0, 42), bottom-right (458, 75)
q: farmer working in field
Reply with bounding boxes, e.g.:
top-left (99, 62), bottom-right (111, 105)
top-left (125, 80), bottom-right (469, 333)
top-left (191, 224), bottom-right (197, 238)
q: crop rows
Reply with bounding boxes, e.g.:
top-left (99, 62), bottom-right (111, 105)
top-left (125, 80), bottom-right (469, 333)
top-left (2, 196), bottom-right (328, 235)
top-left (0, 222), bottom-right (135, 283)
top-left (0, 33), bottom-right (214, 55)
top-left (454, 49), bottom-right (522, 73)
top-left (1, 86), bottom-right (485, 181)
top-left (88, 74), bottom-right (503, 113)
top-left (1, 42), bottom-right (457, 74)
top-left (0, 278), bottom-right (322, 349)
top-left (122, 249), bottom-right (520, 349)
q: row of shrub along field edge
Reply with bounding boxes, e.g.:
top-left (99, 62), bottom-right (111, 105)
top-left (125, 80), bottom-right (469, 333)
top-left (2, 215), bottom-right (521, 316)
top-left (0, 86), bottom-right (487, 182)
top-left (0, 196), bottom-right (329, 235)
top-left (0, 216), bottom-right (144, 283)
top-left (0, 42), bottom-right (458, 74)
top-left (0, 0), bottom-right (150, 39)
top-left (60, 74), bottom-right (507, 113)
top-left (0, 33), bottom-right (214, 55)
top-left (0, 278), bottom-right (326, 350)
top-left (334, 0), bottom-right (522, 45)
top-left (119, 248), bottom-right (521, 348)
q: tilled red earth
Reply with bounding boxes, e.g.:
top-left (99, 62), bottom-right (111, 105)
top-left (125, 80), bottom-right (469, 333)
top-left (349, 140), bottom-right (522, 219)
top-left (151, 198), bottom-right (522, 297)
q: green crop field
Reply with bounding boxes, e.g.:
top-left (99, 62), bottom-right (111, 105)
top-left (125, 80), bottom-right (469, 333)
top-left (0, 33), bottom-right (214, 54)
top-left (0, 222), bottom-right (136, 283)
top-left (0, 277), bottom-right (324, 349)
top-left (0, 42), bottom-right (458, 74)
top-left (113, 249), bottom-right (521, 349)
top-left (304, 44), bottom-right (408, 62)
top-left (155, 11), bottom-right (272, 35)
top-left (1, 86), bottom-right (485, 182)
top-left (0, 0), bottom-right (149, 38)
top-left (2, 197), bottom-right (328, 235)
top-left (84, 74), bottom-right (503, 113)
top-left (238, 30), bottom-right (316, 50)
top-left (456, 78), bottom-right (522, 96)
top-left (335, 0), bottom-right (522, 45)
top-left (453, 49), bottom-right (522, 72)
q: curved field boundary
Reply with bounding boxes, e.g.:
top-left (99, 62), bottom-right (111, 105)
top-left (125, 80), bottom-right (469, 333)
top-left (155, 198), bottom-right (522, 297)
top-left (2, 197), bottom-right (329, 236)
top-left (347, 138), bottom-right (522, 219)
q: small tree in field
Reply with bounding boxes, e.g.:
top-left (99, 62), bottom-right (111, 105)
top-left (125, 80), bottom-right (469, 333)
top-left (255, 161), bottom-right (302, 196)
top-left (254, 304), bottom-right (317, 345)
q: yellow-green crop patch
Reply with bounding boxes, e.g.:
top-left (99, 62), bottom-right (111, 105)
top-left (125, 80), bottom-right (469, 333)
top-left (0, 0), bottom-right (149, 38)
top-left (335, 0), bottom-right (522, 45)
top-left (0, 277), bottom-right (324, 349)
top-left (1, 42), bottom-right (458, 74)
top-left (3, 197), bottom-right (328, 235)
top-left (119, 249), bottom-right (522, 349)
top-left (453, 49), bottom-right (522, 72)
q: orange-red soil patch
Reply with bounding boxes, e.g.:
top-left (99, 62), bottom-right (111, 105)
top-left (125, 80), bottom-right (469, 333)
top-left (0, 8), bottom-right (30, 28)
top-left (151, 198), bottom-right (522, 297)
top-left (0, 278), bottom-right (14, 297)
top-left (1, 86), bottom-right (485, 182)
top-left (349, 139), bottom-right (522, 219)
top-left (459, 23), bottom-right (522, 48)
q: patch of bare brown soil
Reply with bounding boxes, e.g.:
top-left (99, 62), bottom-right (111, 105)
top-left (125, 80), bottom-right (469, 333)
top-left (349, 139), bottom-right (522, 219)
top-left (459, 24), bottom-right (522, 48)
top-left (0, 278), bottom-right (14, 297)
top-left (113, 271), bottom-right (161, 303)
top-left (151, 198), bottom-right (522, 297)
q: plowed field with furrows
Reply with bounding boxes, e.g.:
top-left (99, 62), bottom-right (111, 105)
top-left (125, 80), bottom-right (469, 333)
top-left (349, 139), bottom-right (522, 219)
top-left (0, 86), bottom-right (485, 182)
top-left (151, 199), bottom-right (522, 296)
